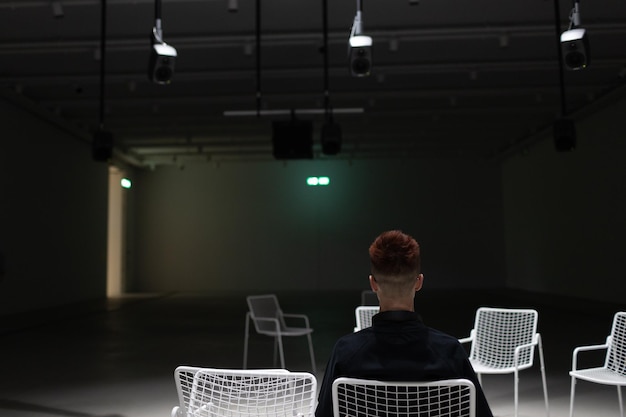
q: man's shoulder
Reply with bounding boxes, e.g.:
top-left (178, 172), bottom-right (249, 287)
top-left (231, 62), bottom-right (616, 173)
top-left (334, 328), bottom-right (373, 349)
top-left (426, 326), bottom-right (463, 347)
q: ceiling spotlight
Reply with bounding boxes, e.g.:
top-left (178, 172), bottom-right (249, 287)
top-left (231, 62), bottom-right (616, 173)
top-left (348, 0), bottom-right (372, 77)
top-left (499, 33), bottom-right (509, 48)
top-left (389, 38), bottom-right (399, 52)
top-left (561, 0), bottom-right (589, 70)
top-left (148, 1), bottom-right (177, 84)
top-left (149, 24), bottom-right (177, 84)
top-left (228, 0), bottom-right (238, 12)
top-left (51, 1), bottom-right (64, 19)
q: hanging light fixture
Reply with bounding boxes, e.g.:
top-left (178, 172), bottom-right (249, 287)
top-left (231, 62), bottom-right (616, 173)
top-left (148, 0), bottom-right (177, 84)
top-left (348, 0), bottom-right (372, 77)
top-left (560, 0), bottom-right (589, 70)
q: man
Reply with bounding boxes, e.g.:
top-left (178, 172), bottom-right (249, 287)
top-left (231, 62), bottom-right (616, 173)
top-left (315, 230), bottom-right (493, 417)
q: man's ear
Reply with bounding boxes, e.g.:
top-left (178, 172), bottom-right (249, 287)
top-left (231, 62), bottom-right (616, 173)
top-left (415, 274), bottom-right (424, 291)
top-left (369, 275), bottom-right (379, 292)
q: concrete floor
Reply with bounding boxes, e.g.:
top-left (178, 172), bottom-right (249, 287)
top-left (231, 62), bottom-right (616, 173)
top-left (0, 289), bottom-right (623, 417)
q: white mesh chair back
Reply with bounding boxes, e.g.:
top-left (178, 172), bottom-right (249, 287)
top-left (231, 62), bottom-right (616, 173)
top-left (606, 312), bottom-right (626, 376)
top-left (247, 294), bottom-right (285, 334)
top-left (173, 366), bottom-right (202, 417)
top-left (355, 306), bottom-right (380, 332)
top-left (332, 377), bottom-right (476, 417)
top-left (188, 368), bottom-right (317, 417)
top-left (470, 307), bottom-right (538, 371)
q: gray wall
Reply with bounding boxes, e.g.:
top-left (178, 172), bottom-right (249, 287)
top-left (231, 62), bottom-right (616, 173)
top-left (130, 157), bottom-right (505, 293)
top-left (0, 99), bottom-right (108, 315)
top-left (4, 90), bottom-right (623, 310)
top-left (502, 97), bottom-right (626, 304)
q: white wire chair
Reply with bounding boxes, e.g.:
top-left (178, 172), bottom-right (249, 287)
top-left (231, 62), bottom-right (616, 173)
top-left (459, 307), bottom-right (549, 417)
top-left (172, 366), bottom-right (202, 417)
top-left (171, 366), bottom-right (290, 417)
top-left (354, 306), bottom-right (380, 332)
top-left (243, 294), bottom-right (316, 373)
top-left (569, 311), bottom-right (626, 417)
top-left (187, 368), bottom-right (317, 417)
top-left (332, 377), bottom-right (476, 417)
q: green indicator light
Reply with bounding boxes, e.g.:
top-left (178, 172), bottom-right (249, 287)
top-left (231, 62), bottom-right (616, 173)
top-left (307, 177), bottom-right (330, 186)
top-left (120, 178), bottom-right (132, 189)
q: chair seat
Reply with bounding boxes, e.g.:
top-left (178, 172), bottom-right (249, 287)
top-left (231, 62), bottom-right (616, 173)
top-left (257, 326), bottom-right (314, 337)
top-left (469, 359), bottom-right (534, 375)
top-left (570, 367), bottom-right (626, 386)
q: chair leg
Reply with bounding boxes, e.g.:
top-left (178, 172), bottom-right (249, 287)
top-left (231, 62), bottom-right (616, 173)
top-left (276, 334), bottom-right (286, 369)
top-left (617, 385), bottom-right (623, 417)
top-left (537, 337), bottom-right (550, 417)
top-left (243, 313), bottom-right (250, 369)
top-left (273, 337), bottom-right (278, 367)
top-left (569, 377), bottom-right (576, 417)
top-left (514, 368), bottom-right (519, 417)
top-left (306, 333), bottom-right (317, 374)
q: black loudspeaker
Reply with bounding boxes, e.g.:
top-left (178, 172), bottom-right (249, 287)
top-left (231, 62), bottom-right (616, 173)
top-left (272, 120), bottom-right (313, 159)
top-left (553, 118), bottom-right (576, 152)
top-left (349, 45), bottom-right (372, 77)
top-left (93, 129), bottom-right (114, 161)
top-left (561, 29), bottom-right (590, 71)
top-left (148, 41), bottom-right (177, 84)
top-left (321, 122), bottom-right (342, 155)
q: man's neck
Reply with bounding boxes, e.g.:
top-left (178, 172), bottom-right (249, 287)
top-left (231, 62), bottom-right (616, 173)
top-left (379, 298), bottom-right (414, 312)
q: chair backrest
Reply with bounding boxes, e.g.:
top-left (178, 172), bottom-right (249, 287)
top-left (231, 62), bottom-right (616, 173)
top-left (355, 306), bottom-right (380, 331)
top-left (606, 311), bottom-right (626, 376)
top-left (173, 366), bottom-right (202, 417)
top-left (174, 367), bottom-right (292, 417)
top-left (332, 377), bottom-right (476, 417)
top-left (469, 307), bottom-right (538, 370)
top-left (247, 294), bottom-right (285, 333)
top-left (188, 368), bottom-right (317, 417)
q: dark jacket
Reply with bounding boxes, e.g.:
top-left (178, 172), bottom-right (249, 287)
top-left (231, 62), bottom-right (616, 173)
top-left (315, 310), bottom-right (494, 417)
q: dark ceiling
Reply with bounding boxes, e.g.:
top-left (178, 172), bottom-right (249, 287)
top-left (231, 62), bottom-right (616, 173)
top-left (1, 0), bottom-right (626, 168)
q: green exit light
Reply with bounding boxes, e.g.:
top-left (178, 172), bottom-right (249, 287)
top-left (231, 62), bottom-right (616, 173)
top-left (120, 178), bottom-right (132, 189)
top-left (307, 176), bottom-right (330, 186)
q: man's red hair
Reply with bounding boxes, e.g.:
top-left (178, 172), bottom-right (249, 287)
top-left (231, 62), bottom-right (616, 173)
top-left (369, 230), bottom-right (421, 278)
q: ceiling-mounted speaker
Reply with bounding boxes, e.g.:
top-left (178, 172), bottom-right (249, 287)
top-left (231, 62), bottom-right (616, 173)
top-left (553, 118), bottom-right (576, 152)
top-left (149, 41), bottom-right (177, 84)
top-left (321, 121), bottom-right (342, 155)
top-left (93, 129), bottom-right (114, 162)
top-left (272, 120), bottom-right (313, 159)
top-left (561, 28), bottom-right (590, 70)
top-left (349, 43), bottom-right (372, 77)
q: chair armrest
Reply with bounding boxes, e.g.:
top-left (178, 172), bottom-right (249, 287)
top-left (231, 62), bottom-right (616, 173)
top-left (252, 317), bottom-right (281, 331)
top-left (459, 329), bottom-right (475, 345)
top-left (513, 340), bottom-right (538, 365)
top-left (282, 313), bottom-right (311, 328)
top-left (571, 337), bottom-right (610, 371)
top-left (171, 406), bottom-right (180, 417)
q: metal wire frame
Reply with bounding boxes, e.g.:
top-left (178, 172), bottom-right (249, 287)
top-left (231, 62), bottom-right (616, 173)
top-left (188, 368), bottom-right (317, 417)
top-left (459, 307), bottom-right (549, 417)
top-left (569, 311), bottom-right (626, 417)
top-left (332, 377), bottom-right (476, 417)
